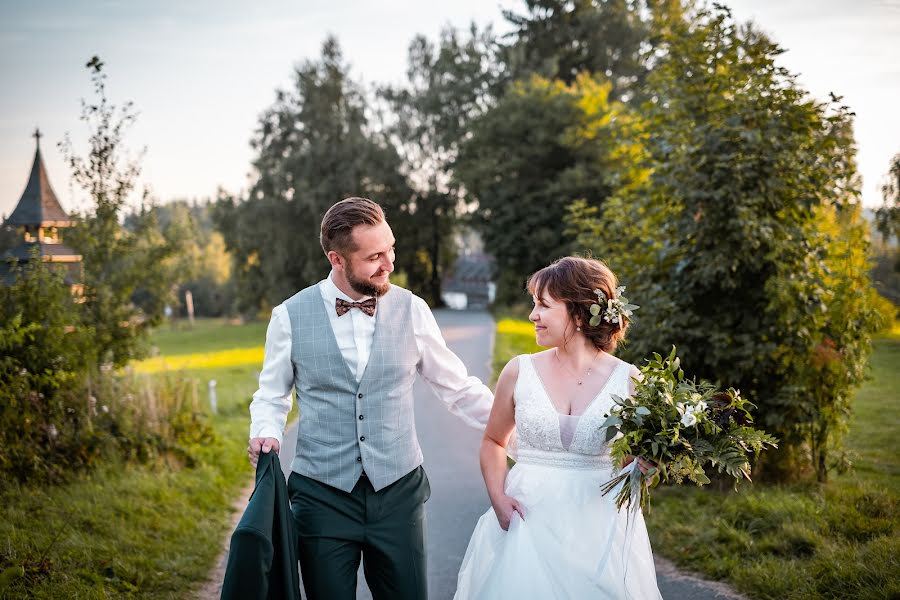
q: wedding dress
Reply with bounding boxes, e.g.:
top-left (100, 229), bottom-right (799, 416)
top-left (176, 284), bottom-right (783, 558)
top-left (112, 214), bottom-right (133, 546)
top-left (455, 354), bottom-right (663, 600)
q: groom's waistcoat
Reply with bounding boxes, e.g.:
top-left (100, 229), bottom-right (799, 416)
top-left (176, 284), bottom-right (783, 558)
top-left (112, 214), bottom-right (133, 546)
top-left (284, 283), bottom-right (422, 492)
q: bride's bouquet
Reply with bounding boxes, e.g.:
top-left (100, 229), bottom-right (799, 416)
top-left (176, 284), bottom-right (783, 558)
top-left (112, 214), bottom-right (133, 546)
top-left (600, 347), bottom-right (778, 511)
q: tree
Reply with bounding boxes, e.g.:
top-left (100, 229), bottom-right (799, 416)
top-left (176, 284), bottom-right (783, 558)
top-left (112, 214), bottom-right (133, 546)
top-left (877, 153), bottom-right (900, 238)
top-left (214, 38), bottom-right (414, 313)
top-left (456, 73), bottom-right (647, 304)
top-left (568, 6), bottom-right (881, 481)
top-left (876, 152), bottom-right (900, 262)
top-left (870, 152), bottom-right (900, 305)
top-left (379, 24), bottom-right (505, 305)
top-left (129, 200), bottom-right (234, 317)
top-left (59, 56), bottom-right (182, 368)
top-left (501, 0), bottom-right (682, 99)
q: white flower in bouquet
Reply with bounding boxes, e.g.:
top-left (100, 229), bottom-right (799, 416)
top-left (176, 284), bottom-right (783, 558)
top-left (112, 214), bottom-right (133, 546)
top-left (679, 408), bottom-right (699, 428)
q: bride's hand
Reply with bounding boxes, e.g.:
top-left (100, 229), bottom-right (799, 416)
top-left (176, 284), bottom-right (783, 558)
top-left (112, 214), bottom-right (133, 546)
top-left (623, 455), bottom-right (656, 475)
top-left (491, 494), bottom-right (526, 531)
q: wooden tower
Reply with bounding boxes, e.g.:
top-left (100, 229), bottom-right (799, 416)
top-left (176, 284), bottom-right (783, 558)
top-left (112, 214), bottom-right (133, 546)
top-left (1, 129), bottom-right (82, 289)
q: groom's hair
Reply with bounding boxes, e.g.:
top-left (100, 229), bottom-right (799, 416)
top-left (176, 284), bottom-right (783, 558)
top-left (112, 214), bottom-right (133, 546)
top-left (320, 197), bottom-right (385, 255)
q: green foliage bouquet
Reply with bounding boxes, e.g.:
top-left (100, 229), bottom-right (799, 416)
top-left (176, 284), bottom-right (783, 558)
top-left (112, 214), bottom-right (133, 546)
top-left (600, 347), bottom-right (778, 511)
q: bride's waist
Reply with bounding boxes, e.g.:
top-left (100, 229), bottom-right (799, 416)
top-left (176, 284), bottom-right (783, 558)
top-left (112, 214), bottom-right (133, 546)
top-left (515, 446), bottom-right (615, 471)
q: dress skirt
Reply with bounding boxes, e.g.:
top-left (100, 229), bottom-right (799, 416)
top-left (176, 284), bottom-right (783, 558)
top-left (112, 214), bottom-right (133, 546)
top-left (454, 461), bottom-right (663, 600)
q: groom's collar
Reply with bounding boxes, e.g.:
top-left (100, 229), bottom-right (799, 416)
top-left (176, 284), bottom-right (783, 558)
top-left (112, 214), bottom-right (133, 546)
top-left (321, 271), bottom-right (374, 304)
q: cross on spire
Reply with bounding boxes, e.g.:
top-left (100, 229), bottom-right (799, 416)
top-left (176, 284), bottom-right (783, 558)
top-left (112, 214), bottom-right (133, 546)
top-left (33, 127), bottom-right (42, 148)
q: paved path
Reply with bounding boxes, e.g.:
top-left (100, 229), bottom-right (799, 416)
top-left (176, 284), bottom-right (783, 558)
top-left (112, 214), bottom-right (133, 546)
top-left (203, 309), bottom-right (746, 600)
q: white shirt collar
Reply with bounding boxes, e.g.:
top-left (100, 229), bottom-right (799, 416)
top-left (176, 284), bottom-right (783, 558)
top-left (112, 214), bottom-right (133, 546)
top-left (321, 271), bottom-right (374, 304)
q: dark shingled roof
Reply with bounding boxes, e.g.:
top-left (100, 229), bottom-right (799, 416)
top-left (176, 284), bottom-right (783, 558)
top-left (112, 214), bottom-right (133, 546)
top-left (5, 142), bottom-right (71, 227)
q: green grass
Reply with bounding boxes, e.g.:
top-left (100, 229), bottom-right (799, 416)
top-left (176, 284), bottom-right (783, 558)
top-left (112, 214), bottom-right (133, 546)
top-left (0, 318), bottom-right (275, 598)
top-left (493, 320), bottom-right (900, 600)
top-left (845, 330), bottom-right (900, 488)
top-left (146, 318), bottom-right (269, 356)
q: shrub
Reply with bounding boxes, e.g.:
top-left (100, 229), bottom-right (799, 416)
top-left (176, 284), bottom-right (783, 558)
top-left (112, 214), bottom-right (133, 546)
top-left (0, 259), bottom-right (215, 485)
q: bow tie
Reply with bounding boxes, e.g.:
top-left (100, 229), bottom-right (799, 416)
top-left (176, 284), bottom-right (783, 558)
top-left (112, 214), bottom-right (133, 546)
top-left (335, 297), bottom-right (376, 317)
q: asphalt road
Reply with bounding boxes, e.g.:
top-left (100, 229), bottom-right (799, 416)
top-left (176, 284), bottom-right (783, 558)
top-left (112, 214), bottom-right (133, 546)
top-left (276, 308), bottom-right (746, 600)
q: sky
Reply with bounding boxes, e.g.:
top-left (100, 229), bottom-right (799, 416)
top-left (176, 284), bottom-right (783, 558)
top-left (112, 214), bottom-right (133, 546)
top-left (1, 0), bottom-right (898, 219)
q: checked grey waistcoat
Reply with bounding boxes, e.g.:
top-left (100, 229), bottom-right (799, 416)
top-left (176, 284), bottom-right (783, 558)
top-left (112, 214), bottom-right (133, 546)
top-left (284, 283), bottom-right (423, 492)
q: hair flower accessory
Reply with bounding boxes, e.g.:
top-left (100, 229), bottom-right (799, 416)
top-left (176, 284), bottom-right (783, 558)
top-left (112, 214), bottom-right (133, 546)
top-left (589, 285), bottom-right (639, 329)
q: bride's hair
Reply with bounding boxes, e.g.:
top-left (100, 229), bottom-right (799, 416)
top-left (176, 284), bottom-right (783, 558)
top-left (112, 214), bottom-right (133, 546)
top-left (526, 256), bottom-right (629, 352)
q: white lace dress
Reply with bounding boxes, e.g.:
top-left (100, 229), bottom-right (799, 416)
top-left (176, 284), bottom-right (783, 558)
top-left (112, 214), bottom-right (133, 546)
top-left (454, 355), bottom-right (663, 600)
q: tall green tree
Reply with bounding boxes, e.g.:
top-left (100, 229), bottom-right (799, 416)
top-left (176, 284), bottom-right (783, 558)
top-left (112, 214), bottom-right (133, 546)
top-left (457, 73), bottom-right (646, 303)
top-left (871, 152), bottom-right (900, 304)
top-left (501, 0), bottom-right (682, 99)
top-left (876, 152), bottom-right (900, 249)
top-left (568, 6), bottom-right (881, 481)
top-left (59, 56), bottom-right (182, 368)
top-left (215, 38), bottom-right (414, 313)
top-left (379, 24), bottom-right (505, 305)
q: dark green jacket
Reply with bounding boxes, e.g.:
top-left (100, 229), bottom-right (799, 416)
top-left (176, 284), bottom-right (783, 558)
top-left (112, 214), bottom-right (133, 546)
top-left (221, 452), bottom-right (301, 600)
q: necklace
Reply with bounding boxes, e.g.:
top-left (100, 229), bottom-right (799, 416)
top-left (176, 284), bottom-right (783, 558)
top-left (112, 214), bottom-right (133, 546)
top-left (555, 348), bottom-right (600, 386)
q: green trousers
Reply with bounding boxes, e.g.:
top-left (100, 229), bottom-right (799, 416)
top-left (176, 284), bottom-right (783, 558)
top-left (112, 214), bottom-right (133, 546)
top-left (288, 466), bottom-right (431, 600)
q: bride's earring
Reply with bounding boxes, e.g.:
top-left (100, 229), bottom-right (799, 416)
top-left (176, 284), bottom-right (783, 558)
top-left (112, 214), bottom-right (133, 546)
top-left (576, 325), bottom-right (582, 332)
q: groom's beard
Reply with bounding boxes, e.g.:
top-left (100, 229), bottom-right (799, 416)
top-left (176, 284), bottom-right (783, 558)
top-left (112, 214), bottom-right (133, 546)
top-left (346, 262), bottom-right (390, 297)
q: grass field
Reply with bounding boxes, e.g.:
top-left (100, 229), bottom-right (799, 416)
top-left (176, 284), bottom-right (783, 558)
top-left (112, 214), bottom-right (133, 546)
top-left (146, 319), bottom-right (269, 357)
top-left (0, 319), bottom-right (271, 598)
top-left (493, 319), bottom-right (900, 600)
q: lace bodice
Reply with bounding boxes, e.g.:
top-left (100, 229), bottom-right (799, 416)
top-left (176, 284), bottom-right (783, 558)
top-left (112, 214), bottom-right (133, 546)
top-left (513, 354), bottom-right (631, 471)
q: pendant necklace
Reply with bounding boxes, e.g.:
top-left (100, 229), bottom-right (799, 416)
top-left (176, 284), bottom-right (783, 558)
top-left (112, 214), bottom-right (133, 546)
top-left (555, 348), bottom-right (600, 385)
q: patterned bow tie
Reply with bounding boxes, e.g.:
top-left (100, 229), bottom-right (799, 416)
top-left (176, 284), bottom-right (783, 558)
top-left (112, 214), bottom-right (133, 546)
top-left (335, 297), bottom-right (376, 317)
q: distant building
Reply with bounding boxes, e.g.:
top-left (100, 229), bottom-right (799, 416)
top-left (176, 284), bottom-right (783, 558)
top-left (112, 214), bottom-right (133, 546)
top-left (442, 228), bottom-right (495, 309)
top-left (1, 129), bottom-right (82, 290)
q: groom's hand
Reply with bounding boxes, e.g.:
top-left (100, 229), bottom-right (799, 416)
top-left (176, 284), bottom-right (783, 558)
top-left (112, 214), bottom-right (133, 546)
top-left (248, 437), bottom-right (280, 467)
top-left (491, 494), bottom-right (526, 531)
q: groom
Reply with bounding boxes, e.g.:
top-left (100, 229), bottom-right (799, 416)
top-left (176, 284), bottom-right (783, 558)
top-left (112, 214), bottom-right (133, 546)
top-left (247, 197), bottom-right (494, 599)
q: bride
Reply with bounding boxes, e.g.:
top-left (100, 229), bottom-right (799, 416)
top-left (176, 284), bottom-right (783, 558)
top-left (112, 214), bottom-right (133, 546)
top-left (455, 256), bottom-right (664, 599)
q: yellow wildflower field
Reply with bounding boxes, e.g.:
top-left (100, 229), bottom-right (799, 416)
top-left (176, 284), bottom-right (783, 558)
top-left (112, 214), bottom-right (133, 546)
top-left (134, 346), bottom-right (265, 374)
top-left (495, 319), bottom-right (536, 337)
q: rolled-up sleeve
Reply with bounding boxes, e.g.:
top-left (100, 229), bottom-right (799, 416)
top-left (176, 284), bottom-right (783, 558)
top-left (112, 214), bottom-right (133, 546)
top-left (249, 305), bottom-right (294, 444)
top-left (413, 297), bottom-right (493, 430)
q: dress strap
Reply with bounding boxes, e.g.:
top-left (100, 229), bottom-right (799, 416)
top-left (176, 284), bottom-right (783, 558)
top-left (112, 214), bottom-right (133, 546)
top-left (614, 359), bottom-right (635, 397)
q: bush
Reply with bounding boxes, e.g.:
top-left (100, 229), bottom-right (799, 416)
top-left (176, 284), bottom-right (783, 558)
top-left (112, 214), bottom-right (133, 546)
top-left (0, 259), bottom-right (215, 485)
top-left (0, 258), bottom-right (94, 482)
top-left (567, 7), bottom-right (881, 482)
top-left (871, 292), bottom-right (897, 333)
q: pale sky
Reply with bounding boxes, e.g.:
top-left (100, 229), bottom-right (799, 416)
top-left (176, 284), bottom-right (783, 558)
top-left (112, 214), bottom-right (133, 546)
top-left (1, 0), bottom-right (898, 219)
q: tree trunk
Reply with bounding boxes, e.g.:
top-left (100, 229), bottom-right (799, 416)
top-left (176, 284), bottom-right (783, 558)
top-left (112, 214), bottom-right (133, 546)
top-left (429, 206), bottom-right (444, 307)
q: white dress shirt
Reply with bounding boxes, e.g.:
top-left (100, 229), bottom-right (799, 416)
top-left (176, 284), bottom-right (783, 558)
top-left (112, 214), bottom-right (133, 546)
top-left (249, 272), bottom-right (494, 443)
